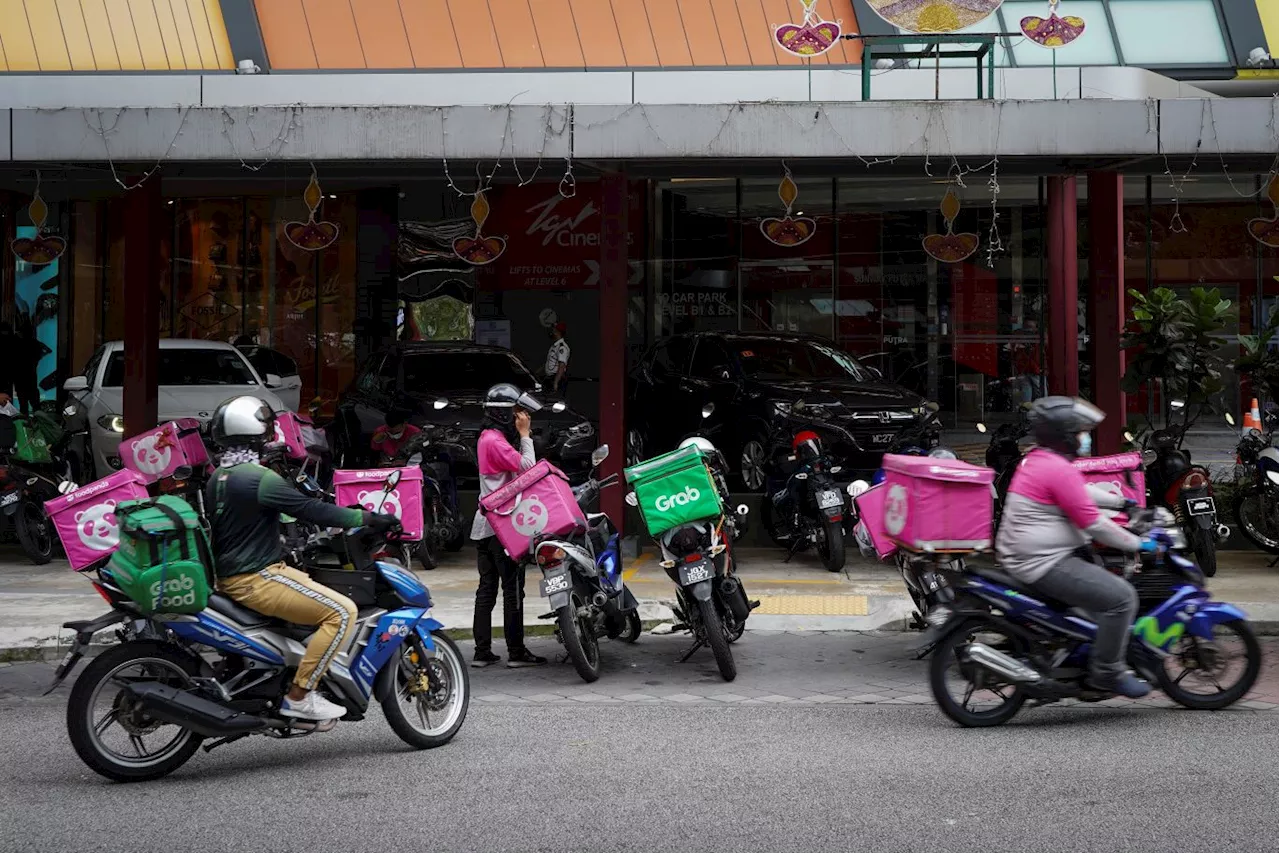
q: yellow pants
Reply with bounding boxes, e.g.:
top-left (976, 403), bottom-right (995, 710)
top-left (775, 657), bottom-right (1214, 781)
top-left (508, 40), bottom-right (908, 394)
top-left (219, 564), bottom-right (358, 691)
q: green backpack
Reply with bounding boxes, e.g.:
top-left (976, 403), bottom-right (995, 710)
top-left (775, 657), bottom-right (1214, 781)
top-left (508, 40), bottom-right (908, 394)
top-left (12, 416), bottom-right (52, 464)
top-left (107, 496), bottom-right (214, 615)
top-left (624, 444), bottom-right (724, 536)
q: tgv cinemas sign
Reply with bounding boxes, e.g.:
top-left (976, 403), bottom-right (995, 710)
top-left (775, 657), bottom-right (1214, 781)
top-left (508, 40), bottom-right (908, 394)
top-left (475, 183), bottom-right (642, 290)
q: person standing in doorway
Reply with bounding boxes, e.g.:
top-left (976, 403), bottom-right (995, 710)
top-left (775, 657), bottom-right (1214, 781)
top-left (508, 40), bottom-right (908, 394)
top-left (469, 384), bottom-right (548, 669)
top-left (543, 322), bottom-right (570, 398)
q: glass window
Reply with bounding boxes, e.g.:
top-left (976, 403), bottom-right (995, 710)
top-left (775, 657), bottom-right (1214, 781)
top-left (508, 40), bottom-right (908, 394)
top-left (690, 339), bottom-right (733, 379)
top-left (733, 337), bottom-right (872, 381)
top-left (648, 338), bottom-right (690, 378)
top-left (658, 179), bottom-right (738, 338)
top-left (398, 351), bottom-right (537, 392)
top-left (102, 348), bottom-right (259, 387)
top-left (1109, 0), bottom-right (1229, 65)
top-left (171, 199), bottom-right (244, 341)
top-left (740, 178), bottom-right (834, 338)
top-left (1004, 1), bottom-right (1117, 66)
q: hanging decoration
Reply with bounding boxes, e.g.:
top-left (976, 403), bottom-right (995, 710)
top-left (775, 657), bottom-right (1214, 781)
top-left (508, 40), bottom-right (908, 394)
top-left (923, 188), bottom-right (978, 263)
top-left (10, 173), bottom-right (66, 265)
top-left (283, 167), bottom-right (340, 251)
top-left (774, 0), bottom-right (843, 58)
top-left (865, 0), bottom-right (1002, 34)
top-left (453, 191), bottom-right (507, 266)
top-left (760, 172), bottom-right (817, 248)
top-left (1247, 174), bottom-right (1279, 248)
top-left (1020, 0), bottom-right (1086, 47)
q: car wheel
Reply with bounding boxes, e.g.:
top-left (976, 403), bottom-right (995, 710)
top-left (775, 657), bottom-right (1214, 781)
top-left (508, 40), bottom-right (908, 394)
top-left (626, 429), bottom-right (645, 467)
top-left (740, 438), bottom-right (767, 492)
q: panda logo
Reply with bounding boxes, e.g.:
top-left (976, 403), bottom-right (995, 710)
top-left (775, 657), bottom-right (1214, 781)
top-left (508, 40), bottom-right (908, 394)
top-left (75, 501), bottom-right (120, 552)
top-left (511, 495), bottom-right (549, 538)
top-left (883, 484), bottom-right (909, 537)
top-left (357, 489), bottom-right (402, 519)
top-left (131, 432), bottom-right (172, 477)
top-left (273, 421), bottom-right (287, 445)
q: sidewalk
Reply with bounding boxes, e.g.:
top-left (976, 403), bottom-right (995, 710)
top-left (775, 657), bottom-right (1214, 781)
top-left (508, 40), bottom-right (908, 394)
top-left (1, 544), bottom-right (1275, 655)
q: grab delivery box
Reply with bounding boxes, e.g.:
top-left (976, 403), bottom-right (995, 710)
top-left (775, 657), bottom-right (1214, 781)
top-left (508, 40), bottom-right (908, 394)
top-left (624, 445), bottom-right (723, 536)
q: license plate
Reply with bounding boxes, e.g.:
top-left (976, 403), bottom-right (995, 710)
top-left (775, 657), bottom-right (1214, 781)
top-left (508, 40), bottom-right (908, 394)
top-left (817, 489), bottom-right (843, 510)
top-left (0, 492), bottom-right (19, 507)
top-left (871, 433), bottom-right (894, 445)
top-left (678, 560), bottom-right (713, 586)
top-left (540, 571), bottom-right (571, 597)
top-left (1186, 497), bottom-right (1216, 517)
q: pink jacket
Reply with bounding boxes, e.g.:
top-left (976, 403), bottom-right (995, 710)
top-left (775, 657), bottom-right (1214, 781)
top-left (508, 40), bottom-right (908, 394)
top-left (469, 429), bottom-right (536, 541)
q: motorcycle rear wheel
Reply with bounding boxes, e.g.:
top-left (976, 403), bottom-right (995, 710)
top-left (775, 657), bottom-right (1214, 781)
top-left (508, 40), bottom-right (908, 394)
top-left (929, 618), bottom-right (1028, 728)
top-left (557, 595), bottom-right (601, 683)
top-left (1234, 488), bottom-right (1278, 552)
top-left (818, 521), bottom-right (845, 573)
top-left (698, 598), bottom-right (737, 682)
top-left (15, 501), bottom-right (54, 565)
top-left (617, 610), bottom-right (643, 644)
top-left (1188, 523), bottom-right (1218, 578)
top-left (1154, 619), bottom-right (1261, 710)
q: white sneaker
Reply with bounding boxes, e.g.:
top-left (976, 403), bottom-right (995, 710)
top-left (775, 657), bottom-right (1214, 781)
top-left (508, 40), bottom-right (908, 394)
top-left (280, 691), bottom-right (346, 721)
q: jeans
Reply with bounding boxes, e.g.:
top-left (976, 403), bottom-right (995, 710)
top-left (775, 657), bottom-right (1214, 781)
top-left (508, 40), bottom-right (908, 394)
top-left (473, 536), bottom-right (527, 655)
top-left (1028, 556), bottom-right (1139, 682)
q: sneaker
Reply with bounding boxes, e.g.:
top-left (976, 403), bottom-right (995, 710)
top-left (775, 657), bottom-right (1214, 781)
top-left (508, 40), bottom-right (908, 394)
top-left (280, 691), bottom-right (346, 721)
top-left (506, 649), bottom-right (547, 668)
top-left (1088, 671), bottom-right (1152, 699)
top-left (471, 650), bottom-right (501, 668)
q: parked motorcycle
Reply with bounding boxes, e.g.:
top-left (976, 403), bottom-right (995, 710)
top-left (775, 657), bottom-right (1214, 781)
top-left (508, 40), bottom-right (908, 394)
top-left (52, 471), bottom-right (470, 782)
top-left (1227, 411), bottom-right (1278, 555)
top-left (760, 431), bottom-right (848, 572)
top-left (532, 445), bottom-right (641, 683)
top-left (928, 506), bottom-right (1261, 727)
top-left (975, 402), bottom-right (1033, 529)
top-left (0, 458), bottom-right (71, 564)
top-left (391, 426), bottom-right (467, 571)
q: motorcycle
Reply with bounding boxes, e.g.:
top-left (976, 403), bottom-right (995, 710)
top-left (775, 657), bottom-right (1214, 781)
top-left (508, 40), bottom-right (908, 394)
top-left (0, 457), bottom-right (70, 564)
top-left (760, 431), bottom-right (848, 572)
top-left (1226, 411), bottom-right (1278, 556)
top-left (533, 445), bottom-right (642, 683)
top-left (1135, 413), bottom-right (1229, 578)
top-left (975, 402), bottom-right (1034, 530)
top-left (51, 470), bottom-right (470, 782)
top-left (390, 425), bottom-right (467, 571)
top-left (926, 505), bottom-right (1261, 727)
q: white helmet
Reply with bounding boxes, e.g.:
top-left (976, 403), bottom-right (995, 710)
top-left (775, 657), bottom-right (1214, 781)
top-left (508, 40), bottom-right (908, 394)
top-left (210, 395), bottom-right (275, 449)
top-left (679, 436), bottom-right (718, 455)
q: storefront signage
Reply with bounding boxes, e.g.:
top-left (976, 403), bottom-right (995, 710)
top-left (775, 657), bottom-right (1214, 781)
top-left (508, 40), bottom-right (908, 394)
top-left (659, 292), bottom-right (736, 319)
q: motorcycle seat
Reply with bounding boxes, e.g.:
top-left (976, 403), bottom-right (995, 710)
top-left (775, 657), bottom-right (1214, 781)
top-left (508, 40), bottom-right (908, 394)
top-left (207, 593), bottom-right (271, 628)
top-left (967, 566), bottom-right (1074, 612)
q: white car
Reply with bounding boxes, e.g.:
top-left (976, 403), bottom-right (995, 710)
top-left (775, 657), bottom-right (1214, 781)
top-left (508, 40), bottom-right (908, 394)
top-left (64, 340), bottom-right (291, 478)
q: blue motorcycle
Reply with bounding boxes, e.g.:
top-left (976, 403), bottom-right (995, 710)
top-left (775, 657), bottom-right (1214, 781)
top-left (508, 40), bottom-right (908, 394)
top-left (53, 473), bottom-right (470, 781)
top-left (926, 507), bottom-right (1261, 727)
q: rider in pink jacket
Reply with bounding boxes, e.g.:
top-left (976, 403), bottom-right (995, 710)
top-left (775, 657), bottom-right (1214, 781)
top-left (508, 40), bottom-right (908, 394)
top-left (996, 397), bottom-right (1151, 698)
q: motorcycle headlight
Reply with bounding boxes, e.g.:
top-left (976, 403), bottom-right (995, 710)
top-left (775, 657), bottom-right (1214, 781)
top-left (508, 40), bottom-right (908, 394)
top-left (97, 414), bottom-right (124, 433)
top-left (568, 422), bottom-right (594, 439)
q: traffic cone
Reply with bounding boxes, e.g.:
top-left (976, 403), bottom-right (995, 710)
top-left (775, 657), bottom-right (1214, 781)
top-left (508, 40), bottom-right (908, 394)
top-left (1242, 398), bottom-right (1262, 435)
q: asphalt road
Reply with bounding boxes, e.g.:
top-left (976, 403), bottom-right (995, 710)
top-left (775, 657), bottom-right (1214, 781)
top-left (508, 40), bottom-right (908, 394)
top-left (0, 634), bottom-right (1276, 853)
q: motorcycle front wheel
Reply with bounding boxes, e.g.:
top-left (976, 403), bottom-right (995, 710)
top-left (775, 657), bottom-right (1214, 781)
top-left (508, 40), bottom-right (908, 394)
top-left (382, 630), bottom-right (470, 748)
top-left (698, 598), bottom-right (737, 682)
top-left (1154, 619), bottom-right (1261, 710)
top-left (1234, 487), bottom-right (1279, 552)
top-left (557, 595), bottom-right (601, 683)
top-left (1187, 523), bottom-right (1218, 578)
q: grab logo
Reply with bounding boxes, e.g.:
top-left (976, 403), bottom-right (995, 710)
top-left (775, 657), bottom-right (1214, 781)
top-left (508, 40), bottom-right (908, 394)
top-left (655, 486), bottom-right (701, 513)
top-left (149, 575), bottom-right (196, 610)
top-left (884, 484), bottom-right (909, 536)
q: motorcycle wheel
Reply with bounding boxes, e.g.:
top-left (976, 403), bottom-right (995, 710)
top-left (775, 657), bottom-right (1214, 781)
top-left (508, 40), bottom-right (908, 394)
top-left (698, 597), bottom-right (737, 682)
top-left (444, 526), bottom-right (468, 552)
top-left (1154, 619), bottom-right (1260, 710)
top-left (757, 495), bottom-right (790, 548)
top-left (1234, 487), bottom-right (1279, 553)
top-left (557, 595), bottom-right (601, 683)
top-left (15, 501), bottom-right (54, 565)
top-left (382, 630), bottom-right (470, 748)
top-left (416, 540), bottom-right (437, 571)
top-left (928, 617), bottom-right (1028, 728)
top-left (66, 641), bottom-right (205, 782)
top-left (1188, 523), bottom-right (1218, 578)
top-left (817, 521), bottom-right (845, 573)
top-left (617, 610), bottom-right (642, 644)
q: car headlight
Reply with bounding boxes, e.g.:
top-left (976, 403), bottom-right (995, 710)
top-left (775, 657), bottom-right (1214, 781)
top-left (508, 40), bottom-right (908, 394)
top-left (97, 414), bottom-right (124, 433)
top-left (568, 422), bottom-right (594, 439)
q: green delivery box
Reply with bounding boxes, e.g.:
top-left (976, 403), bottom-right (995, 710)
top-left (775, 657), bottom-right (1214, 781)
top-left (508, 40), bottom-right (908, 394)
top-left (624, 445), bottom-right (723, 536)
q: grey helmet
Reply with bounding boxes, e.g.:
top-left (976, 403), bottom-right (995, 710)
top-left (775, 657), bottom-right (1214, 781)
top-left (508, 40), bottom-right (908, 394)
top-left (1028, 396), bottom-right (1105, 457)
top-left (210, 395), bottom-right (276, 449)
top-left (482, 383), bottom-right (543, 428)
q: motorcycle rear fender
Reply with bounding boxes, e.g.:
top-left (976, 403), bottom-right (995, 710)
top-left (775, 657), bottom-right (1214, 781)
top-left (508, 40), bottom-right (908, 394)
top-left (687, 578), bottom-right (714, 601)
top-left (1186, 601), bottom-right (1247, 640)
top-left (43, 609), bottom-right (130, 695)
top-left (619, 586), bottom-right (639, 612)
top-left (549, 591), bottom-right (571, 609)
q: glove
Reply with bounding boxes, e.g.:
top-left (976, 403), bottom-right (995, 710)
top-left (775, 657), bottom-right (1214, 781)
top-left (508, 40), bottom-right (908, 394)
top-left (364, 511), bottom-right (399, 532)
top-left (1138, 538), bottom-right (1160, 554)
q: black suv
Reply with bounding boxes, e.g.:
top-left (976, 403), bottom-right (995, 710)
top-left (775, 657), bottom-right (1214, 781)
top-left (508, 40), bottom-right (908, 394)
top-left (332, 342), bottom-right (597, 481)
top-left (629, 332), bottom-right (934, 489)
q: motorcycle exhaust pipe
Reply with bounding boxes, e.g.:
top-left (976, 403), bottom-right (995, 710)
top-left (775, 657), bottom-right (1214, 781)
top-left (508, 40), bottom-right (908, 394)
top-left (962, 642), bottom-right (1043, 685)
top-left (1215, 523), bottom-right (1231, 544)
top-left (591, 591), bottom-right (609, 608)
top-left (126, 682), bottom-right (270, 738)
top-left (718, 576), bottom-right (752, 624)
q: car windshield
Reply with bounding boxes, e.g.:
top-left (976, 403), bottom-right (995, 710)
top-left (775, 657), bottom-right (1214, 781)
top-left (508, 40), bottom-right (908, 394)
top-left (101, 349), bottom-right (259, 387)
top-left (400, 352), bottom-right (536, 392)
top-left (733, 339), bottom-right (871, 381)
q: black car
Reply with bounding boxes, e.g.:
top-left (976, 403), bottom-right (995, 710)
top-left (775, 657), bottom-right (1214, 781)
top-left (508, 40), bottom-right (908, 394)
top-left (629, 332), bottom-right (935, 489)
top-left (332, 342), bottom-right (597, 481)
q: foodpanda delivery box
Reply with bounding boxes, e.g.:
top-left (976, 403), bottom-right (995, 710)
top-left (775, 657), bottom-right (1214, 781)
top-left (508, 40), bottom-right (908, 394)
top-left (880, 454), bottom-right (995, 553)
top-left (479, 460), bottom-right (585, 560)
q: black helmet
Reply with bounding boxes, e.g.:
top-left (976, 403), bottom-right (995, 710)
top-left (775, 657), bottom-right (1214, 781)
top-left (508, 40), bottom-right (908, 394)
top-left (1028, 396), bottom-right (1105, 457)
top-left (483, 383), bottom-right (542, 427)
top-left (210, 395), bottom-right (276, 449)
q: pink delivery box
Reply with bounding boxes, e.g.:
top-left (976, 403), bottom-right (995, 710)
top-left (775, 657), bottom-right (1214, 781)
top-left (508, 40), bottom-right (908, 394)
top-left (852, 484), bottom-right (897, 560)
top-left (332, 467), bottom-right (424, 541)
top-left (1072, 452), bottom-right (1146, 506)
top-left (272, 411), bottom-right (310, 461)
top-left (119, 419), bottom-right (209, 484)
top-left (880, 454), bottom-right (995, 553)
top-left (45, 469), bottom-right (149, 571)
top-left (479, 460), bottom-right (586, 560)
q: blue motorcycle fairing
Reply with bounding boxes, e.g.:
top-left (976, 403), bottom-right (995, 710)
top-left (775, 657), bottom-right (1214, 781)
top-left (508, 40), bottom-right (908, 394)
top-left (414, 618), bottom-right (443, 649)
top-left (350, 608), bottom-right (427, 697)
top-left (166, 613), bottom-right (285, 665)
top-left (377, 560), bottom-right (432, 608)
top-left (1186, 600), bottom-right (1248, 639)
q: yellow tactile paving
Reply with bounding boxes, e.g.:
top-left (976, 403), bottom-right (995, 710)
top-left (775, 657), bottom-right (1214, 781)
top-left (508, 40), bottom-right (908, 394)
top-left (752, 595), bottom-right (869, 616)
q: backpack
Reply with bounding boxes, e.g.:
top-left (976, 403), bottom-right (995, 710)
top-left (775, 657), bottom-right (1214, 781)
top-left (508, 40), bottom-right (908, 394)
top-left (107, 496), bottom-right (214, 615)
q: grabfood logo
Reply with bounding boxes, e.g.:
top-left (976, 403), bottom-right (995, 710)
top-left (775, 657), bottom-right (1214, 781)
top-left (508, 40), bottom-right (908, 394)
top-left (150, 575), bottom-right (197, 610)
top-left (655, 486), bottom-right (701, 513)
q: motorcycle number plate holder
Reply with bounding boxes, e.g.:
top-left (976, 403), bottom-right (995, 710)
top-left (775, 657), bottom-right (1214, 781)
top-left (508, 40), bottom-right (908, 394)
top-left (1186, 497), bottom-right (1216, 517)
top-left (817, 489), bottom-right (843, 510)
top-left (678, 560), bottom-right (713, 586)
top-left (541, 570), bottom-right (571, 597)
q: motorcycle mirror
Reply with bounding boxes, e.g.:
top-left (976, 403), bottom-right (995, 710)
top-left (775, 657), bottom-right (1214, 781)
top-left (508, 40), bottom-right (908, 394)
top-left (625, 491), bottom-right (638, 507)
top-left (735, 504), bottom-right (749, 517)
top-left (171, 465), bottom-right (193, 481)
top-left (847, 479), bottom-right (870, 498)
top-left (795, 472), bottom-right (809, 480)
top-left (433, 399), bottom-right (449, 410)
top-left (591, 445), bottom-right (610, 467)
top-left (976, 423), bottom-right (988, 434)
top-left (831, 465), bottom-right (843, 474)
top-left (1141, 449), bottom-right (1157, 466)
top-left (701, 403), bottom-right (715, 419)
top-left (384, 469), bottom-right (402, 491)
top-left (57, 480), bottom-right (77, 495)
top-left (1123, 431), bottom-right (1135, 442)
top-left (1224, 412), bottom-right (1235, 426)
top-left (552, 401), bottom-right (567, 413)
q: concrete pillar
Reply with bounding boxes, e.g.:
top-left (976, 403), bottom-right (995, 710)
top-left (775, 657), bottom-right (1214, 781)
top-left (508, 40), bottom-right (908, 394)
top-left (1046, 175), bottom-right (1079, 397)
top-left (599, 174), bottom-right (628, 531)
top-left (122, 179), bottom-right (162, 437)
top-left (1087, 172), bottom-right (1127, 452)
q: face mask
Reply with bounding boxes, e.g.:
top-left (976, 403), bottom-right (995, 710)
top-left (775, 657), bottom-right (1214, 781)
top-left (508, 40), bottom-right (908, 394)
top-left (1077, 432), bottom-right (1093, 456)
top-left (387, 428), bottom-right (405, 440)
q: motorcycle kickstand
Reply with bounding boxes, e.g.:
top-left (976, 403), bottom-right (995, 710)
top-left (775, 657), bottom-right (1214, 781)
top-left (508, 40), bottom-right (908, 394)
top-left (677, 638), bottom-right (706, 663)
top-left (782, 537), bottom-right (804, 564)
top-left (203, 733), bottom-right (249, 753)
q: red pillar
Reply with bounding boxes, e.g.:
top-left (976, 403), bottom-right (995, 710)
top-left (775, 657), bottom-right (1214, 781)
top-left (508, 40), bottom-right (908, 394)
top-left (1046, 175), bottom-right (1079, 397)
top-left (122, 179), bottom-right (162, 438)
top-left (1087, 172), bottom-right (1127, 452)
top-left (599, 174), bottom-right (628, 532)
